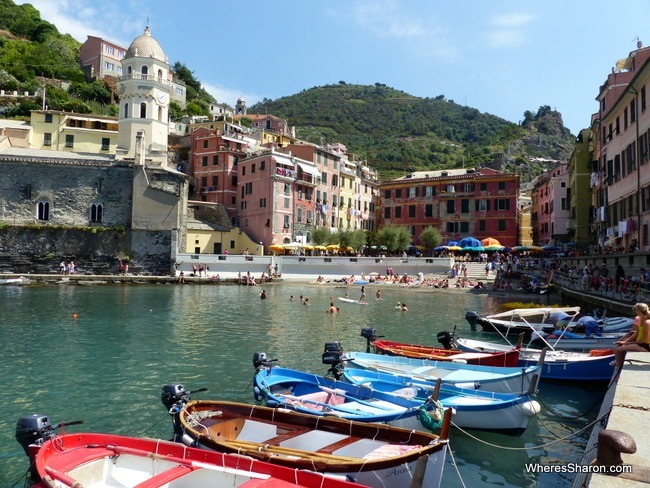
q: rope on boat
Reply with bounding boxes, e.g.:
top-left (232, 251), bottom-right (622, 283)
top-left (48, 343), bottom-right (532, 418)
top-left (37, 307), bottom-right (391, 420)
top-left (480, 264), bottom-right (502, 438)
top-left (184, 410), bottom-right (223, 428)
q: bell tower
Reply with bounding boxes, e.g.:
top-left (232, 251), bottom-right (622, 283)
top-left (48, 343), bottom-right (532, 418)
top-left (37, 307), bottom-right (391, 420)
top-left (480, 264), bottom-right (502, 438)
top-left (116, 26), bottom-right (171, 166)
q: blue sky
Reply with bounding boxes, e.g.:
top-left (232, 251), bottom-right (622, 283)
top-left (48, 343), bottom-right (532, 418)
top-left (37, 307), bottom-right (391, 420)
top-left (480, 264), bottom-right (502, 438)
top-left (16, 0), bottom-right (650, 135)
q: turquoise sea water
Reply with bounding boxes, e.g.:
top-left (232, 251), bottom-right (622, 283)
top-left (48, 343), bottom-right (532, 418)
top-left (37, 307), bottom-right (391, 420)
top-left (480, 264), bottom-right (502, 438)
top-left (0, 283), bottom-right (606, 487)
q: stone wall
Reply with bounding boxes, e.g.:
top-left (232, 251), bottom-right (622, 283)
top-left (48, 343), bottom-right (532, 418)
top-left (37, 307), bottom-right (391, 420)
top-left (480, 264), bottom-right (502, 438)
top-left (0, 227), bottom-right (177, 276)
top-left (0, 226), bottom-right (130, 274)
top-left (0, 160), bottom-right (133, 226)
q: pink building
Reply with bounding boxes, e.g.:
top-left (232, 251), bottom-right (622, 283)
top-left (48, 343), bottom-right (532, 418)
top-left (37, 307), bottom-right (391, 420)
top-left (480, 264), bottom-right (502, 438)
top-left (236, 146), bottom-right (321, 248)
top-left (531, 163), bottom-right (569, 245)
top-left (80, 36), bottom-right (126, 79)
top-left (285, 143), bottom-right (343, 230)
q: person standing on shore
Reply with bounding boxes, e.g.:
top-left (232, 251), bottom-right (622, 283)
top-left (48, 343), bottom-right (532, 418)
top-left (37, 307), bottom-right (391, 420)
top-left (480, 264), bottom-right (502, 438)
top-left (615, 265), bottom-right (625, 293)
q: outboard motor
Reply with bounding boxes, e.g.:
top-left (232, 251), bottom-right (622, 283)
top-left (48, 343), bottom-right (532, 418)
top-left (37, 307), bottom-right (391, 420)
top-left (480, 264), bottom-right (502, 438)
top-left (253, 351), bottom-right (277, 371)
top-left (16, 414), bottom-right (54, 457)
top-left (361, 327), bottom-right (382, 353)
top-left (161, 384), bottom-right (207, 443)
top-left (322, 341), bottom-right (345, 379)
top-left (465, 311), bottom-right (479, 331)
top-left (437, 330), bottom-right (455, 349)
top-left (16, 414), bottom-right (83, 479)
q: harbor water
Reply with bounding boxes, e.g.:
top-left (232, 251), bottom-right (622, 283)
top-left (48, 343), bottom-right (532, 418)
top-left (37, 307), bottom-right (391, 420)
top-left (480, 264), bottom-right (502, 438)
top-left (0, 283), bottom-right (608, 487)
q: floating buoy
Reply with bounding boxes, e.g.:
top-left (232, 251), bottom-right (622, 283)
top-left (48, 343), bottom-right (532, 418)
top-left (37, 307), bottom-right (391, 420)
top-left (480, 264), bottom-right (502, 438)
top-left (72, 313), bottom-right (78, 318)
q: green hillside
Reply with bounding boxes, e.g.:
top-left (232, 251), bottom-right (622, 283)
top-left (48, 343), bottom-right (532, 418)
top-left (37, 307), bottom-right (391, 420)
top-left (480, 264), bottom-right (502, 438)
top-left (0, 0), bottom-right (215, 119)
top-left (249, 83), bottom-right (575, 181)
top-left (0, 0), bottom-right (575, 182)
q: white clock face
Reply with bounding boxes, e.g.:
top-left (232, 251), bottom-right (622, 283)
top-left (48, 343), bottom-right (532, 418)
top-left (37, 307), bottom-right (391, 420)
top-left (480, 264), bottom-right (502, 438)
top-left (156, 92), bottom-right (168, 105)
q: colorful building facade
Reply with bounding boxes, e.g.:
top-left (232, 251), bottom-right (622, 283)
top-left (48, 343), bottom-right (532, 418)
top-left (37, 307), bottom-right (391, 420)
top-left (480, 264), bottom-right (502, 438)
top-left (379, 168), bottom-right (519, 247)
top-left (592, 44), bottom-right (650, 252)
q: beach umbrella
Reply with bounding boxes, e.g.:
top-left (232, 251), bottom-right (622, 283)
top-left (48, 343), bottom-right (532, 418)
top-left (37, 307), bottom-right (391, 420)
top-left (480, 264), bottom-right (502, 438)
top-left (302, 244), bottom-right (314, 251)
top-left (446, 246), bottom-right (462, 251)
top-left (268, 244), bottom-right (284, 252)
top-left (485, 245), bottom-right (504, 251)
top-left (326, 244), bottom-right (340, 250)
top-left (313, 245), bottom-right (327, 251)
top-left (434, 246), bottom-right (447, 252)
top-left (481, 237), bottom-right (501, 247)
top-left (447, 240), bottom-right (459, 246)
top-left (512, 245), bottom-right (531, 252)
top-left (458, 237), bottom-right (481, 248)
top-left (282, 242), bottom-right (301, 250)
top-left (542, 245), bottom-right (560, 252)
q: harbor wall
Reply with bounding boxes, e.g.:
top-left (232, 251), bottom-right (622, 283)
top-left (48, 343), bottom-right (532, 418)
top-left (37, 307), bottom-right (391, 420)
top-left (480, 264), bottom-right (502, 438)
top-left (174, 254), bottom-right (454, 280)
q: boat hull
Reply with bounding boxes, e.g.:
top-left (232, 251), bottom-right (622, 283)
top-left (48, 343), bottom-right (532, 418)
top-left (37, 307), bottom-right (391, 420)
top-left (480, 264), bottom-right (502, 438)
top-left (180, 401), bottom-right (447, 488)
top-left (32, 433), bottom-right (360, 488)
top-left (343, 368), bottom-right (540, 436)
top-left (344, 351), bottom-right (540, 395)
top-left (456, 338), bottom-right (616, 381)
top-left (372, 339), bottom-right (520, 367)
top-left (253, 367), bottom-right (429, 430)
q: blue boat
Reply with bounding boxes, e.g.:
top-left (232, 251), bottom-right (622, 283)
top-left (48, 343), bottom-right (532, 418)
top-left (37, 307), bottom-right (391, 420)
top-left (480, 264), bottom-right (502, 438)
top-left (342, 367), bottom-right (540, 436)
top-left (341, 350), bottom-right (542, 395)
top-left (252, 354), bottom-right (540, 436)
top-left (253, 362), bottom-right (435, 434)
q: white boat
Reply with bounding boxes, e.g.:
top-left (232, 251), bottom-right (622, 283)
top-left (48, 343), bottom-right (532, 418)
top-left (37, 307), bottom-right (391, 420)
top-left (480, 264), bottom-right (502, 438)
top-left (0, 276), bottom-right (30, 285)
top-left (341, 350), bottom-right (542, 395)
top-left (455, 337), bottom-right (615, 382)
top-left (465, 307), bottom-right (581, 336)
top-left (529, 330), bottom-right (626, 351)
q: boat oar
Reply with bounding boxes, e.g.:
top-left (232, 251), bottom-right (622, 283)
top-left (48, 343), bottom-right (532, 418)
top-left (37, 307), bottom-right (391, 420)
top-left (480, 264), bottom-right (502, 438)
top-left (223, 438), bottom-right (367, 464)
top-left (318, 386), bottom-right (398, 411)
top-left (277, 392), bottom-right (393, 415)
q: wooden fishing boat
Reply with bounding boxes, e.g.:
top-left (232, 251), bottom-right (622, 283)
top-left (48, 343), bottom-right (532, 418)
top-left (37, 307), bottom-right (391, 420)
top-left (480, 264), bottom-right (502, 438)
top-left (30, 432), bottom-right (362, 488)
top-left (371, 337), bottom-right (520, 367)
top-left (342, 367), bottom-right (541, 436)
top-left (179, 400), bottom-right (449, 488)
top-left (341, 350), bottom-right (542, 395)
top-left (454, 337), bottom-right (616, 382)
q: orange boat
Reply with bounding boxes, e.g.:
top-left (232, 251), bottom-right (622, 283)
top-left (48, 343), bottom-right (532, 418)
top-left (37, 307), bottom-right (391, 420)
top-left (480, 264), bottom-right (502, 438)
top-left (366, 329), bottom-right (520, 367)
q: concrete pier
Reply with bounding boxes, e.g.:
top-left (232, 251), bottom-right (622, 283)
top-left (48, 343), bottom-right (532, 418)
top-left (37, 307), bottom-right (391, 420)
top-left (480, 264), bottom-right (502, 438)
top-left (573, 352), bottom-right (650, 487)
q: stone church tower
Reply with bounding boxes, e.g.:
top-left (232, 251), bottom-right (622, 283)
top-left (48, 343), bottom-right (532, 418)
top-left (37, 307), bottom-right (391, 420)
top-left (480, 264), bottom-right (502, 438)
top-left (116, 26), bottom-right (172, 167)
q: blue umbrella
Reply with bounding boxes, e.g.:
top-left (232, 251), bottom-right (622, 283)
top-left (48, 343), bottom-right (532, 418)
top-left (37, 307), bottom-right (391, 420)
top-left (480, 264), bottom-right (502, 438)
top-left (434, 246), bottom-right (447, 252)
top-left (458, 237), bottom-right (481, 248)
top-left (447, 240), bottom-right (459, 246)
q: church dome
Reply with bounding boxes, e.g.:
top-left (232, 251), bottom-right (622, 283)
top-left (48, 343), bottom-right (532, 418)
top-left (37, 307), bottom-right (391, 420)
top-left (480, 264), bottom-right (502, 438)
top-left (126, 27), bottom-right (168, 63)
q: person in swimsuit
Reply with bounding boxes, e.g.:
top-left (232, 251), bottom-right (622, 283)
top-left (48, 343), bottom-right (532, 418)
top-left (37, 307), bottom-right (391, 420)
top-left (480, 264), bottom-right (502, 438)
top-left (613, 302), bottom-right (650, 372)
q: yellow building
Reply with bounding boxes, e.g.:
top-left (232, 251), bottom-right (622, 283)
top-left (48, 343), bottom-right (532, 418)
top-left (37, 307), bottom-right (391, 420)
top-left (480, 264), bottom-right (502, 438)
top-left (185, 201), bottom-right (260, 255)
top-left (30, 110), bottom-right (118, 153)
top-left (337, 159), bottom-right (358, 229)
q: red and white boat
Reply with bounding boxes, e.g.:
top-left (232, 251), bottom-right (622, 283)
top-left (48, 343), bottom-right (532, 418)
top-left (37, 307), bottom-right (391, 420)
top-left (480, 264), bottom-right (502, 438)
top-left (364, 327), bottom-right (520, 367)
top-left (17, 415), bottom-right (362, 488)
